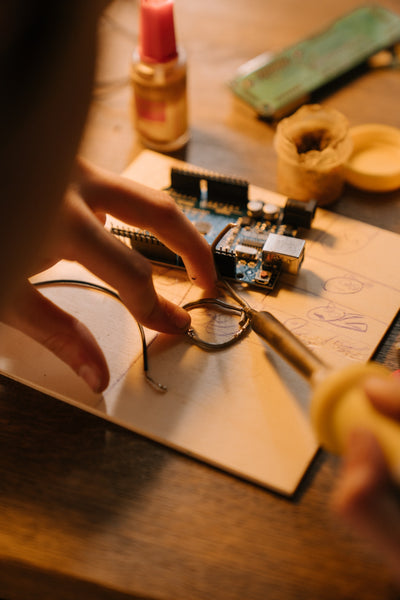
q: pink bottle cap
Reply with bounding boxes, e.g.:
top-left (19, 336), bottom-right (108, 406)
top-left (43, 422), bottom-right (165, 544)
top-left (139, 0), bottom-right (178, 63)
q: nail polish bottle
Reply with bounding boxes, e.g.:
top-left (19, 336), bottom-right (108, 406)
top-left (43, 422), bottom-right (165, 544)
top-left (131, 0), bottom-right (189, 152)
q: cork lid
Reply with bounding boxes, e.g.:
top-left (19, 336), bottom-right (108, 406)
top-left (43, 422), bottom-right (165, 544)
top-left (344, 124), bottom-right (400, 192)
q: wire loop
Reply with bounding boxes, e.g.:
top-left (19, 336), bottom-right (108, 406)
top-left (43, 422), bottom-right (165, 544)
top-left (183, 297), bottom-right (251, 350)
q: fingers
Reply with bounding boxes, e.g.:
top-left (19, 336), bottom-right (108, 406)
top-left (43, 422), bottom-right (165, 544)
top-left (59, 194), bottom-right (192, 333)
top-left (332, 429), bottom-right (389, 519)
top-left (13, 157), bottom-right (218, 390)
top-left (73, 158), bottom-right (218, 294)
top-left (3, 281), bottom-right (109, 393)
top-left (363, 376), bottom-right (400, 420)
top-left (333, 429), bottom-right (400, 584)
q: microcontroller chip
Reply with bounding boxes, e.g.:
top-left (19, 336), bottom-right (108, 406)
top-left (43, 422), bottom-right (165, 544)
top-left (235, 244), bottom-right (259, 260)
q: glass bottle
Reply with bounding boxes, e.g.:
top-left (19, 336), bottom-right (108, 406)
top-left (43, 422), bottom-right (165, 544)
top-left (131, 0), bottom-right (189, 152)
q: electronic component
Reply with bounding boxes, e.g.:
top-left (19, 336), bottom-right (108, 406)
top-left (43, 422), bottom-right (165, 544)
top-left (235, 244), bottom-right (259, 261)
top-left (262, 203), bottom-right (280, 221)
top-left (240, 229), bottom-right (269, 249)
top-left (247, 200), bottom-right (264, 218)
top-left (262, 233), bottom-right (305, 275)
top-left (170, 167), bottom-right (248, 207)
top-left (214, 248), bottom-right (237, 279)
top-left (282, 198), bottom-right (317, 228)
top-left (111, 168), bottom-right (316, 291)
top-left (230, 6), bottom-right (400, 119)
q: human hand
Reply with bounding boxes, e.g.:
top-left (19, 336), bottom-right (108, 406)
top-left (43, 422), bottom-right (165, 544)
top-left (332, 374), bottom-right (400, 585)
top-left (2, 158), bottom-right (218, 393)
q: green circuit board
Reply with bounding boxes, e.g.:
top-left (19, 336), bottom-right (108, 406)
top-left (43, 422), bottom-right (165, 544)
top-left (230, 5), bottom-right (400, 118)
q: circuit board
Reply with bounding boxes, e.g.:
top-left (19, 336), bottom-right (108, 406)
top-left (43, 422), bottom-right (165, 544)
top-left (230, 6), bottom-right (400, 119)
top-left (111, 168), bottom-right (317, 291)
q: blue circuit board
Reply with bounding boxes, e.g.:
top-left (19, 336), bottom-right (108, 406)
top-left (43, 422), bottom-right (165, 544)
top-left (111, 168), bottom-right (316, 291)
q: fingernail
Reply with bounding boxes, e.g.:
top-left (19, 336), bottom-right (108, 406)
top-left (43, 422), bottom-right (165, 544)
top-left (79, 365), bottom-right (102, 393)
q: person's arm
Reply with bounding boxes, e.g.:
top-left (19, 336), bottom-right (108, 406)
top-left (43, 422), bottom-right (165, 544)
top-left (2, 158), bottom-right (218, 393)
top-left (0, 1), bottom-right (105, 310)
top-left (0, 2), bottom-right (217, 392)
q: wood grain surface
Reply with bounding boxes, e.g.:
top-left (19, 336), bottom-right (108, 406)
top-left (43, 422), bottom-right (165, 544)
top-left (1, 1), bottom-right (400, 598)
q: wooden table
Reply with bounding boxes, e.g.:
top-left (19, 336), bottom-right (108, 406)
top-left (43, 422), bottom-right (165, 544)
top-left (1, 1), bottom-right (400, 598)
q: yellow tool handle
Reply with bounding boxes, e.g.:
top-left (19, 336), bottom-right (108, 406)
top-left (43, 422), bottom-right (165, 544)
top-left (311, 362), bottom-right (400, 480)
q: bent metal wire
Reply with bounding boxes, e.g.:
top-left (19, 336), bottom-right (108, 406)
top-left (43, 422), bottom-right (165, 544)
top-left (33, 279), bottom-right (167, 393)
top-left (183, 222), bottom-right (254, 351)
top-left (183, 284), bottom-right (252, 351)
